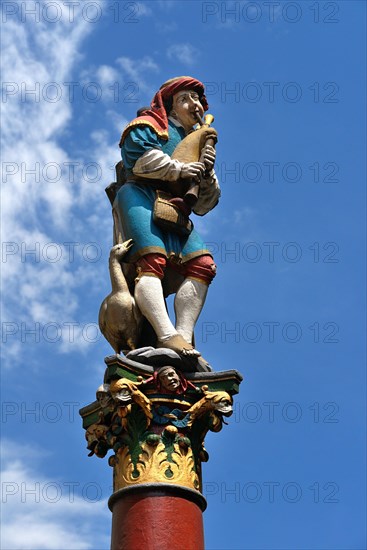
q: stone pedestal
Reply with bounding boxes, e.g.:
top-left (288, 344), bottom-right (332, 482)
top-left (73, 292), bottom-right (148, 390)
top-left (80, 354), bottom-right (242, 550)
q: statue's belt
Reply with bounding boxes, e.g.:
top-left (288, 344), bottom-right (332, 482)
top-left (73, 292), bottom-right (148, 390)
top-left (127, 176), bottom-right (170, 193)
top-left (127, 176), bottom-right (191, 201)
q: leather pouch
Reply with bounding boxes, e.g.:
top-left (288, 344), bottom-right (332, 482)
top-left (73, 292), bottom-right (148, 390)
top-left (153, 190), bottom-right (193, 237)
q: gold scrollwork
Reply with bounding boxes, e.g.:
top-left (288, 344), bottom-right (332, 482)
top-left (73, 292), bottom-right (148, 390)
top-left (113, 441), bottom-right (199, 491)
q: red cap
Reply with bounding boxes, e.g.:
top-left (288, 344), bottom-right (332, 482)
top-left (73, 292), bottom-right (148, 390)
top-left (119, 76), bottom-right (208, 147)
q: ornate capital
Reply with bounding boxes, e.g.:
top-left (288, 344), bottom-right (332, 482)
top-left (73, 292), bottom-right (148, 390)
top-left (80, 355), bottom-right (242, 494)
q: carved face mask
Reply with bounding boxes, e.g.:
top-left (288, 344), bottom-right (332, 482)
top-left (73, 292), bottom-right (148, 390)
top-left (158, 367), bottom-right (181, 392)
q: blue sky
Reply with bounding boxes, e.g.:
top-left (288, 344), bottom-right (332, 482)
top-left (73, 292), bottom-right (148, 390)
top-left (1, 1), bottom-right (366, 548)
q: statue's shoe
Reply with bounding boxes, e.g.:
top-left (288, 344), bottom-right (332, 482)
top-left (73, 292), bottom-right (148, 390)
top-left (126, 345), bottom-right (212, 373)
top-left (196, 356), bottom-right (213, 372)
top-left (158, 334), bottom-right (201, 358)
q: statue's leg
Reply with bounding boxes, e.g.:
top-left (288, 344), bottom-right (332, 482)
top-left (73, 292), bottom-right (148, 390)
top-left (134, 254), bottom-right (200, 357)
top-left (135, 275), bottom-right (176, 341)
top-left (174, 278), bottom-right (208, 343)
top-left (174, 255), bottom-right (217, 343)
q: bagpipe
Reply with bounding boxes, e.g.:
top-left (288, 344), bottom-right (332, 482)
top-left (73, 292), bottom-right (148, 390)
top-left (170, 113), bottom-right (218, 206)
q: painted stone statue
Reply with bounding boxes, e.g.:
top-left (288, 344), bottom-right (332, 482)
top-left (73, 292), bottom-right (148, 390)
top-left (99, 76), bottom-right (220, 372)
top-left (82, 79), bottom-right (243, 540)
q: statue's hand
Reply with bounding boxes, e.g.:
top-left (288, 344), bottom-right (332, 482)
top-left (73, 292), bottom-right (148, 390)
top-left (201, 144), bottom-right (216, 172)
top-left (180, 162), bottom-right (205, 182)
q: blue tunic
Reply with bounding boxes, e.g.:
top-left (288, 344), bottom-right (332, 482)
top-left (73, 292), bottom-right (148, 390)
top-left (114, 120), bottom-right (211, 264)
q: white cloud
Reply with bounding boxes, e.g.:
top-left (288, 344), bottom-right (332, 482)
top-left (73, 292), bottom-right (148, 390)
top-left (79, 64), bottom-right (121, 104)
top-left (155, 21), bottom-right (178, 33)
top-left (1, 1), bottom-right (118, 366)
top-left (167, 43), bottom-right (199, 66)
top-left (136, 2), bottom-right (153, 17)
top-left (157, 0), bottom-right (176, 9)
top-left (95, 64), bottom-right (120, 87)
top-left (1, 439), bottom-right (110, 549)
top-left (1, 6), bottom-right (93, 236)
top-left (82, 56), bottom-right (160, 110)
top-left (233, 206), bottom-right (257, 226)
top-left (106, 109), bottom-right (129, 133)
top-left (116, 55), bottom-right (159, 92)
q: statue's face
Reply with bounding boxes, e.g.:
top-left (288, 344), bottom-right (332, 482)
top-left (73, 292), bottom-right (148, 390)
top-left (158, 367), bottom-right (181, 392)
top-left (97, 391), bottom-right (111, 408)
top-left (171, 89), bottom-right (204, 131)
top-left (96, 384), bottom-right (111, 407)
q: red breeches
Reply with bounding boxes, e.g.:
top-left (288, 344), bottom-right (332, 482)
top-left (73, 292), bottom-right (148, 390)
top-left (136, 253), bottom-right (216, 285)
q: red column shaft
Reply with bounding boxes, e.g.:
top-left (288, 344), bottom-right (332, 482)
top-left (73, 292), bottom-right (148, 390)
top-left (110, 486), bottom-right (205, 550)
